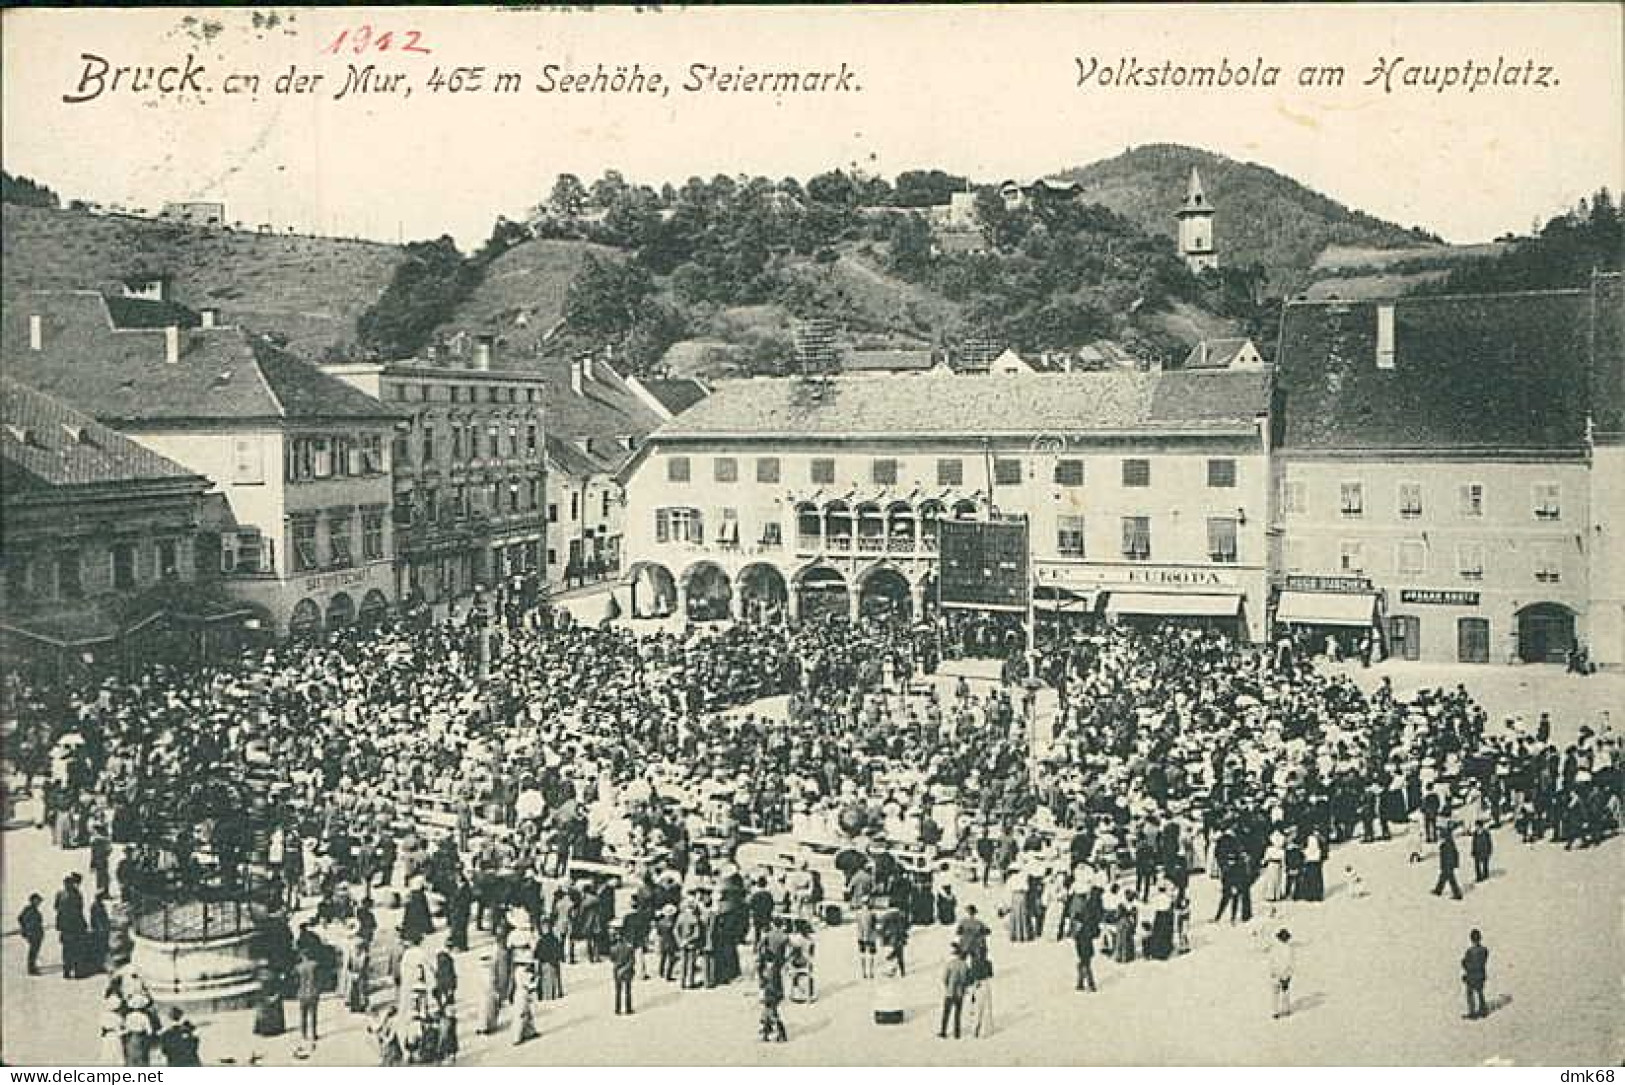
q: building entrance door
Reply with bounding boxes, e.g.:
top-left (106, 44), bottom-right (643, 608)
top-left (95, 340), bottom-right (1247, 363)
top-left (1517, 603), bottom-right (1574, 663)
top-left (1387, 614), bottom-right (1421, 661)
top-left (1457, 617), bottom-right (1490, 664)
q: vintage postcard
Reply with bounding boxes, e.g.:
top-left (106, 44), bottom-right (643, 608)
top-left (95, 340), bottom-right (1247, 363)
top-left (1, 3), bottom-right (1621, 1072)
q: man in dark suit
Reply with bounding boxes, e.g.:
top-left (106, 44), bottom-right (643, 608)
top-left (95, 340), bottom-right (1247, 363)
top-left (18, 893), bottom-right (46, 975)
top-left (939, 944), bottom-right (970, 1039)
top-left (1072, 917), bottom-right (1097, 992)
top-left (53, 875), bottom-right (86, 980)
top-left (1460, 929), bottom-right (1490, 1019)
top-left (609, 931), bottom-right (637, 1015)
top-left (1432, 827), bottom-right (1464, 900)
top-left (1470, 821), bottom-right (1494, 883)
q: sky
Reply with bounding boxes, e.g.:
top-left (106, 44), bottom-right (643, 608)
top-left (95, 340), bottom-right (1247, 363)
top-left (3, 4), bottom-right (1621, 251)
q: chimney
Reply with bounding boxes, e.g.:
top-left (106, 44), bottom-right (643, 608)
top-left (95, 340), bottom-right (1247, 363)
top-left (200, 307), bottom-right (219, 329)
top-left (570, 357), bottom-right (584, 397)
top-left (165, 325), bottom-right (180, 364)
top-left (474, 335), bottom-right (493, 372)
top-left (29, 314), bottom-right (42, 351)
top-left (1376, 303), bottom-right (1396, 369)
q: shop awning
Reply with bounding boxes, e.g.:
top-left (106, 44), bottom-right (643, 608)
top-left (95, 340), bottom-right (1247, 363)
top-left (1275, 590), bottom-right (1377, 626)
top-left (1034, 588), bottom-right (1095, 613)
top-left (1106, 592), bottom-right (1241, 618)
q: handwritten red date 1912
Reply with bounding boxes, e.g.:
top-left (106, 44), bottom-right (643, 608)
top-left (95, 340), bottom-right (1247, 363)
top-left (322, 26), bottom-right (431, 57)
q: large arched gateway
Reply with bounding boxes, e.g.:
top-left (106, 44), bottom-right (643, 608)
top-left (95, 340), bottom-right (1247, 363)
top-left (859, 565), bottom-right (913, 623)
top-left (626, 562), bottom-right (677, 618)
top-left (795, 564), bottom-right (849, 623)
top-left (681, 561), bottom-right (733, 622)
top-left (1517, 602), bottom-right (1575, 663)
top-left (737, 563), bottom-right (789, 623)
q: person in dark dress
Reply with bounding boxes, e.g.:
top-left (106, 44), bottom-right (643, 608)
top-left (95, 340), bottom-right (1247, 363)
top-left (402, 881), bottom-right (435, 944)
top-left (87, 893), bottom-right (112, 976)
top-left (446, 876), bottom-right (473, 952)
top-left (252, 964), bottom-right (287, 1036)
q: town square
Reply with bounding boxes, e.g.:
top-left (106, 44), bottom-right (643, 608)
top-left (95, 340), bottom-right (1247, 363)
top-left (2, 3), bottom-right (1622, 1073)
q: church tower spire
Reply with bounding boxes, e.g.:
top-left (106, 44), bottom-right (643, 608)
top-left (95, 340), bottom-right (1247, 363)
top-left (1176, 165), bottom-right (1217, 273)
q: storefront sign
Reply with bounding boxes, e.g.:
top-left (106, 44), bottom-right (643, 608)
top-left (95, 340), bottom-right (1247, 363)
top-left (1285, 574), bottom-right (1373, 594)
top-left (299, 566), bottom-right (375, 594)
top-left (1399, 588), bottom-right (1481, 607)
top-left (1036, 563), bottom-right (1240, 590)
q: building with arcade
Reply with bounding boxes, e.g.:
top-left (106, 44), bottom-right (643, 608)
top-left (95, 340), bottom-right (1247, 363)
top-left (619, 367), bottom-right (1273, 639)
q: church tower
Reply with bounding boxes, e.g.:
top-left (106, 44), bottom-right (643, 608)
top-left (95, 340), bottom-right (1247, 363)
top-left (1177, 166), bottom-right (1218, 273)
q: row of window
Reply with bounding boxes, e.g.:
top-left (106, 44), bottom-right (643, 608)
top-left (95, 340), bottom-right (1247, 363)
top-left (392, 382), bottom-right (541, 405)
top-left (286, 435), bottom-right (387, 483)
top-left (546, 488), bottom-right (614, 524)
top-left (396, 478), bottom-right (543, 528)
top-left (1293, 539), bottom-right (1566, 582)
top-left (654, 507), bottom-right (785, 549)
top-left (1055, 515), bottom-right (1239, 563)
top-left (288, 511), bottom-right (387, 573)
top-left (401, 423), bottom-right (540, 469)
top-left (1283, 480), bottom-right (1563, 521)
top-left (5, 539), bottom-right (186, 601)
top-left (668, 455), bottom-right (1240, 489)
top-left (655, 507), bottom-right (1241, 564)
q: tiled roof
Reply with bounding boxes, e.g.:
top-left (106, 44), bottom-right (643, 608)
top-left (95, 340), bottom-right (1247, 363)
top-left (1274, 289), bottom-right (1593, 451)
top-left (1590, 273), bottom-right (1624, 440)
top-left (654, 370), bottom-right (1269, 440)
top-left (251, 338), bottom-right (398, 421)
top-left (546, 434), bottom-right (618, 480)
top-left (501, 356), bottom-right (665, 441)
top-left (637, 377), bottom-right (709, 416)
top-left (1, 291), bottom-right (394, 425)
top-left (1, 378), bottom-right (203, 491)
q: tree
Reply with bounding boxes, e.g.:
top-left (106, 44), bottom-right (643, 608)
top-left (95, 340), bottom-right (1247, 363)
top-left (589, 169), bottom-right (629, 210)
top-left (356, 235), bottom-right (478, 359)
top-left (892, 169), bottom-right (968, 208)
top-left (886, 212), bottom-right (933, 276)
top-left (1, 171), bottom-right (61, 208)
top-left (548, 173), bottom-right (588, 218)
top-left (806, 169), bottom-right (859, 207)
top-left (475, 216), bottom-right (532, 265)
top-left (563, 255), bottom-right (655, 338)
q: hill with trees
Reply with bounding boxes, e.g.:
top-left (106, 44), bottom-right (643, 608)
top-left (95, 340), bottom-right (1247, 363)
top-left (1058, 144), bottom-right (1439, 294)
top-left (1411, 188), bottom-right (1621, 295)
top-left (426, 166), bottom-right (1253, 377)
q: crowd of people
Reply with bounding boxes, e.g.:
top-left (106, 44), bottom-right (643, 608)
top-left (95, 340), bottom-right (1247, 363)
top-left (5, 593), bottom-right (1621, 1063)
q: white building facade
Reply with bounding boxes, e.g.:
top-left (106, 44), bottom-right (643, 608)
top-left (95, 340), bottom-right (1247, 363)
top-left (620, 370), bottom-right (1272, 638)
